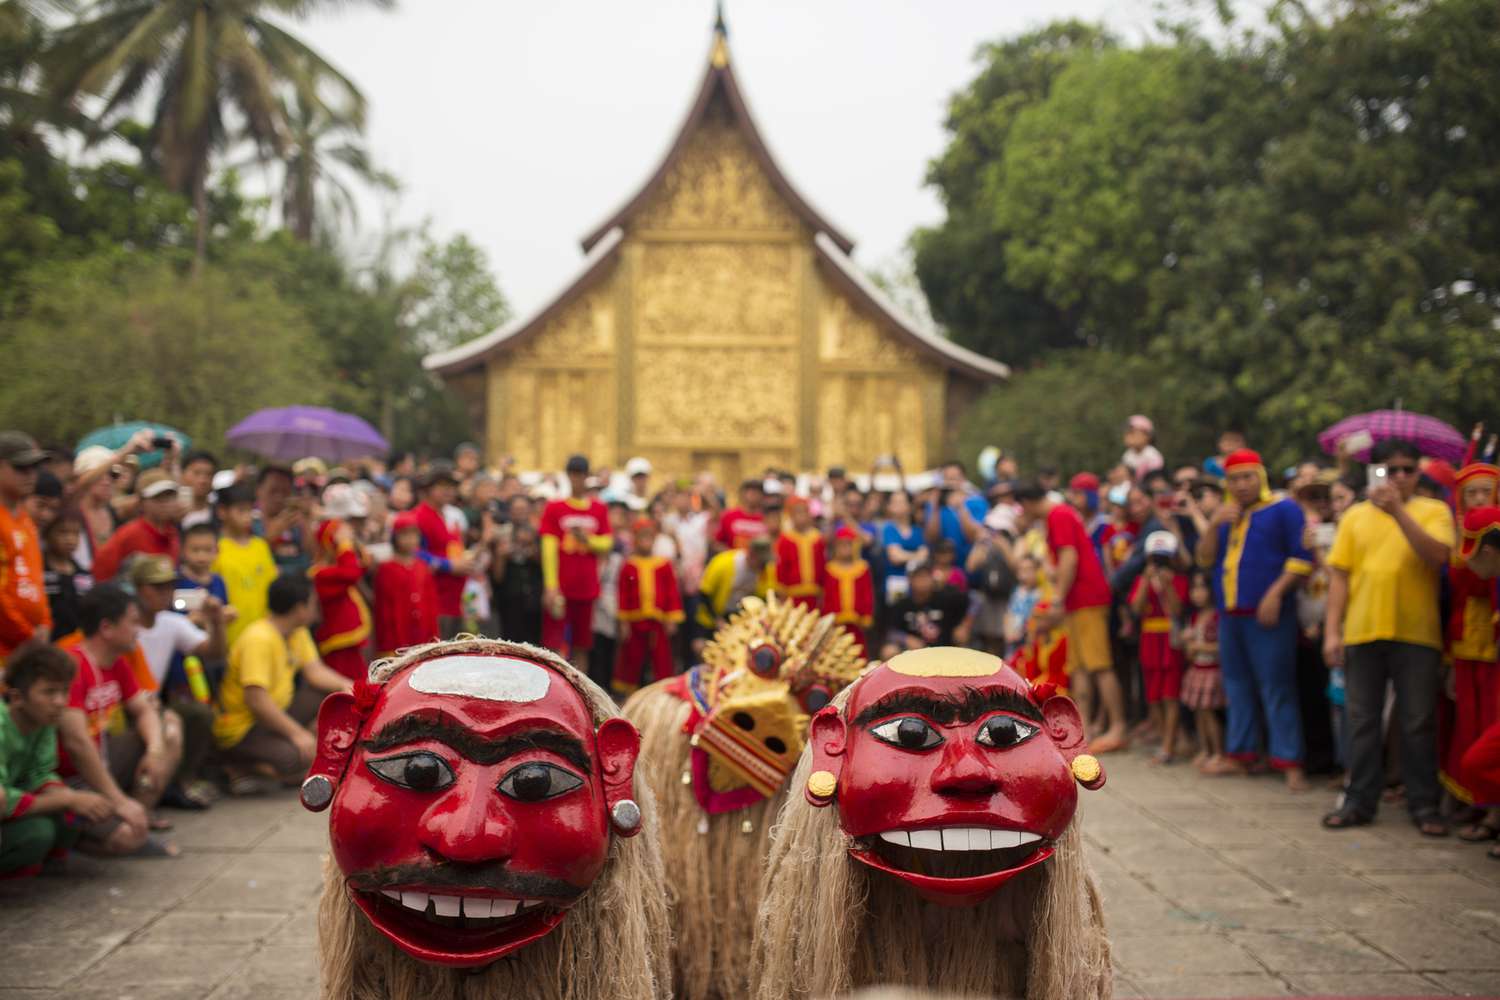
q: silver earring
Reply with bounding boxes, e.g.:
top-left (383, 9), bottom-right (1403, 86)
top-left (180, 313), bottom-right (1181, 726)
top-left (611, 799), bottom-right (642, 833)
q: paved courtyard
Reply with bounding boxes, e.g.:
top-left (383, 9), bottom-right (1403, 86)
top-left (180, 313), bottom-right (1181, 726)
top-left (1, 749), bottom-right (1497, 999)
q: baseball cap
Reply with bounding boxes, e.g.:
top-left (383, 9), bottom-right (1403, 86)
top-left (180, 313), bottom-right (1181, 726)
top-left (392, 511), bottom-right (422, 535)
top-left (129, 554), bottom-right (177, 587)
top-left (137, 469), bottom-right (180, 499)
top-left (0, 431), bottom-right (46, 468)
top-left (1127, 415), bottom-right (1155, 435)
top-left (1068, 472), bottom-right (1100, 493)
top-left (73, 445), bottom-right (116, 477)
top-left (565, 454), bottom-right (590, 475)
top-left (1144, 531), bottom-right (1178, 557)
top-left (625, 457), bottom-right (652, 477)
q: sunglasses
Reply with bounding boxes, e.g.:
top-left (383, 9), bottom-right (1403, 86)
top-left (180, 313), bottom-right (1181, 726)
top-left (1385, 464), bottom-right (1419, 476)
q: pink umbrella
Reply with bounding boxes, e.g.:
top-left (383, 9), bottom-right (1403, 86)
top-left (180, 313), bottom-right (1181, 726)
top-left (1317, 409), bottom-right (1466, 465)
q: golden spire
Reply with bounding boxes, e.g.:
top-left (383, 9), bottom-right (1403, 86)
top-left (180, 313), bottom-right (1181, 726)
top-left (711, 0), bottom-right (729, 68)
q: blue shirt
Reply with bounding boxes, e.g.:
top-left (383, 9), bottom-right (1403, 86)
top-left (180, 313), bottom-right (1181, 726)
top-left (928, 494), bottom-right (989, 564)
top-left (882, 522), bottom-right (925, 578)
top-left (1203, 496), bottom-right (1313, 613)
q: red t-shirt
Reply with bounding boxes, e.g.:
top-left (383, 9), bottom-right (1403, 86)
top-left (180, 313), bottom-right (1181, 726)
top-left (413, 502), bottom-right (465, 618)
top-left (539, 499), bottom-right (610, 601)
top-left (715, 508), bottom-right (767, 550)
top-left (373, 558), bottom-right (439, 654)
top-left (91, 517), bottom-right (180, 583)
top-left (57, 645), bottom-right (141, 777)
top-left (1045, 504), bottom-right (1112, 612)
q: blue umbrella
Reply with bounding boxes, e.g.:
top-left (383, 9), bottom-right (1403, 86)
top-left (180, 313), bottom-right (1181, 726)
top-left (77, 421), bottom-right (190, 470)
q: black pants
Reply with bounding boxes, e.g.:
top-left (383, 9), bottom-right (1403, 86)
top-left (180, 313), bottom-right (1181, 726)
top-left (1344, 641), bottom-right (1440, 818)
top-left (1296, 640), bottom-right (1337, 775)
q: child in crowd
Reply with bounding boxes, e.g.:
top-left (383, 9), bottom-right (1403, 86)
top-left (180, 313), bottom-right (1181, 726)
top-left (1181, 569), bottom-right (1226, 771)
top-left (822, 525), bottom-right (874, 656)
top-left (175, 523), bottom-right (229, 606)
top-left (1129, 531), bottom-right (1188, 764)
top-left (1003, 554), bottom-right (1043, 657)
top-left (1122, 415), bottom-right (1165, 482)
top-left (213, 482), bottom-right (277, 649)
top-left (373, 512), bottom-right (439, 658)
top-left (41, 511), bottom-right (91, 638)
top-left (309, 519), bottom-right (370, 682)
top-left (932, 538), bottom-right (968, 593)
top-left (1, 645), bottom-right (112, 876)
top-left (614, 517), bottom-right (684, 696)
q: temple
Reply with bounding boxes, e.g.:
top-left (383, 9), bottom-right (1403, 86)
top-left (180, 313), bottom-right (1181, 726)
top-left (423, 15), bottom-right (1007, 483)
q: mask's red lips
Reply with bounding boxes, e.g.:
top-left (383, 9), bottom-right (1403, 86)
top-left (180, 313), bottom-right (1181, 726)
top-left (350, 884), bottom-right (567, 968)
top-left (851, 824), bottom-right (1054, 908)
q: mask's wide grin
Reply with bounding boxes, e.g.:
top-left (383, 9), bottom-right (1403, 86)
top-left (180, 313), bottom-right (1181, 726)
top-left (352, 883), bottom-right (567, 967)
top-left (851, 825), bottom-right (1054, 907)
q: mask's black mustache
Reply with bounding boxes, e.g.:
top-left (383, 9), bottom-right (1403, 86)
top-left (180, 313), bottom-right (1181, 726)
top-left (349, 863), bottom-right (584, 901)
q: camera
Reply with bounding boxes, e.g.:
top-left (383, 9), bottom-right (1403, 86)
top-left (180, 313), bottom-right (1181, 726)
top-left (151, 435), bottom-right (174, 449)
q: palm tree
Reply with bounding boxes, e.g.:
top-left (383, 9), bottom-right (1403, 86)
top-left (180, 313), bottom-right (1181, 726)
top-left (276, 92), bottom-right (396, 242)
top-left (0, 0), bottom-right (87, 148)
top-left (44, 0), bottom-right (391, 261)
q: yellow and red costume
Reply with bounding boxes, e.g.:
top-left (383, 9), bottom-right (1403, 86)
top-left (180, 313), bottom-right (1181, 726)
top-left (821, 529), bottom-right (873, 656)
top-left (615, 552), bottom-right (684, 696)
top-left (311, 520), bottom-right (371, 682)
top-left (1012, 599), bottom-right (1070, 695)
top-left (539, 497), bottom-right (612, 656)
top-left (1443, 467), bottom-right (1500, 803)
top-left (774, 519), bottom-right (826, 611)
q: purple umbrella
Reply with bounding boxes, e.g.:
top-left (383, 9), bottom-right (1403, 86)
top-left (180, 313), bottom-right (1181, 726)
top-left (226, 406), bottom-right (388, 462)
top-left (1318, 409), bottom-right (1467, 465)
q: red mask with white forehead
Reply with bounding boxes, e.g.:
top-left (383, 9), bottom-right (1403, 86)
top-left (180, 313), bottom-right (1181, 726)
top-left (805, 647), bottom-right (1100, 907)
top-left (302, 645), bottom-right (641, 968)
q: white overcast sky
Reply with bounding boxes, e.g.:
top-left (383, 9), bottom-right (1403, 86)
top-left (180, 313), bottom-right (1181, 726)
top-left (297, 0), bottom-right (1169, 316)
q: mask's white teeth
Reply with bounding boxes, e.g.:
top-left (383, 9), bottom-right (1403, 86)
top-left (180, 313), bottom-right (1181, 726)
top-left (879, 830), bottom-right (910, 847)
top-left (909, 829), bottom-right (943, 851)
top-left (1018, 831), bottom-right (1042, 845)
top-left (432, 894), bottom-right (461, 918)
top-left (462, 897), bottom-right (491, 919)
top-left (381, 889), bottom-right (401, 902)
top-left (991, 829), bottom-right (1022, 849)
top-left (492, 898), bottom-right (520, 918)
top-left (400, 891), bottom-right (428, 912)
top-left (884, 827), bottom-right (1043, 852)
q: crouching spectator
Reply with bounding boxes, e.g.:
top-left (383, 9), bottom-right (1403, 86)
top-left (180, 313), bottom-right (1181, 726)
top-left (213, 574), bottom-right (352, 795)
top-left (58, 584), bottom-right (183, 856)
top-left (1, 645), bottom-right (114, 875)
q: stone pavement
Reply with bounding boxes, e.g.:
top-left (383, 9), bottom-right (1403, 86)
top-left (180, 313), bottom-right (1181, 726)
top-left (1, 749), bottom-right (1497, 999)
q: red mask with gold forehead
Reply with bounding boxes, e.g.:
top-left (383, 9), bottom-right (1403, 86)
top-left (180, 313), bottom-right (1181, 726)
top-left (301, 642), bottom-right (642, 968)
top-left (804, 647), bottom-right (1103, 907)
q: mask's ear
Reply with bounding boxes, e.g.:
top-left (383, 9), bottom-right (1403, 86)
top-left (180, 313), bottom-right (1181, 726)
top-left (301, 691), bottom-right (361, 811)
top-left (1042, 694), bottom-right (1105, 790)
top-left (804, 706), bottom-right (848, 807)
top-left (596, 717), bottom-right (643, 837)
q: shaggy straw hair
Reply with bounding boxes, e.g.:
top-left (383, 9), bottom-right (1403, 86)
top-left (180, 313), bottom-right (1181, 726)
top-left (623, 679), bottom-right (780, 1000)
top-left (748, 689), bottom-right (1110, 1000)
top-left (318, 638), bottom-right (673, 1000)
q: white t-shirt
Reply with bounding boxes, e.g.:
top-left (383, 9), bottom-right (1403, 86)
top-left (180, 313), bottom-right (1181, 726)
top-left (138, 610), bottom-right (209, 684)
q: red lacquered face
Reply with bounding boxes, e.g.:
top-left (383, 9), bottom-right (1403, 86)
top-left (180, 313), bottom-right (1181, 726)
top-left (807, 648), bottom-right (1088, 907)
top-left (324, 652), bottom-right (627, 967)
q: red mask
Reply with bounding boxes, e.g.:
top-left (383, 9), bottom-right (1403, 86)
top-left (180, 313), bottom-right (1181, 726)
top-left (304, 646), bottom-right (641, 967)
top-left (806, 647), bottom-right (1098, 907)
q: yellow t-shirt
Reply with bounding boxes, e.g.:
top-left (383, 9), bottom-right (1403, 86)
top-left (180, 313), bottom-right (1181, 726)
top-left (214, 618), bottom-right (318, 749)
top-left (214, 535), bottom-right (277, 649)
top-left (1327, 497), bottom-right (1455, 649)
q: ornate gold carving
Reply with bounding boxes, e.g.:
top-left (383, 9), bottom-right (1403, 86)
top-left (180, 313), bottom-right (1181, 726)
top-left (508, 281), bottom-right (617, 364)
top-left (636, 243), bottom-right (797, 345)
top-left (818, 292), bottom-right (921, 366)
top-left (816, 371), bottom-right (933, 473)
top-left (501, 367), bottom-right (616, 472)
top-left (634, 345), bottom-right (796, 446)
top-left (633, 100), bottom-right (801, 234)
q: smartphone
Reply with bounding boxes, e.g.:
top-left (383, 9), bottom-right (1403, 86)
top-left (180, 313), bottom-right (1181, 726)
top-left (1315, 523), bottom-right (1337, 548)
top-left (172, 588), bottom-right (206, 613)
top-left (1367, 464), bottom-right (1388, 491)
top-left (151, 435), bottom-right (174, 449)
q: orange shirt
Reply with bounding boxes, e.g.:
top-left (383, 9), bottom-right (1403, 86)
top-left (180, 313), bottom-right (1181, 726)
top-left (0, 503), bottom-right (50, 660)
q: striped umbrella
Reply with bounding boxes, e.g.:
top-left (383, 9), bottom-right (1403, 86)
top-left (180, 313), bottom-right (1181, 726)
top-left (1317, 409), bottom-right (1466, 464)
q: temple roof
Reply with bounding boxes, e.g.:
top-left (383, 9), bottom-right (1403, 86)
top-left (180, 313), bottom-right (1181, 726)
top-left (424, 17), bottom-right (1008, 383)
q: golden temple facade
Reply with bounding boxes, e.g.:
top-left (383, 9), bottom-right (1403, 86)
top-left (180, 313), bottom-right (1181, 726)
top-left (424, 21), bottom-right (1007, 484)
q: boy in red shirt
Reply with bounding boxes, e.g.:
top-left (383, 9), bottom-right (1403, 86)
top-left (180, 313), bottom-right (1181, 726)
top-left (1129, 532), bottom-right (1189, 764)
top-left (412, 462), bottom-right (473, 639)
top-left (0, 432), bottom-right (50, 661)
top-left (715, 478), bottom-right (767, 551)
top-left (774, 495), bottom-right (825, 610)
top-left (614, 517), bottom-right (683, 696)
top-left (373, 513), bottom-right (439, 657)
top-left (822, 526), bottom-right (874, 656)
top-left (539, 455), bottom-right (612, 668)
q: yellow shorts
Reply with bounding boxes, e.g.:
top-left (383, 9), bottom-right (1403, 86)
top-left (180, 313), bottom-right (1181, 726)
top-left (1065, 605), bottom-right (1113, 674)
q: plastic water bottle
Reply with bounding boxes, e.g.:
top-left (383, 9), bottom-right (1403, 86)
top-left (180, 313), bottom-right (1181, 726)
top-left (184, 655), bottom-right (211, 703)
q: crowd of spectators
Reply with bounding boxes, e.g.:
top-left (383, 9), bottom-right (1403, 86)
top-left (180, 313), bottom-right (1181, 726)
top-left (3, 413), bottom-right (1500, 878)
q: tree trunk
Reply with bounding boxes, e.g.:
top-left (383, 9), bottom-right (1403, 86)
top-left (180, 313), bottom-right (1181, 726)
top-left (192, 168), bottom-right (208, 274)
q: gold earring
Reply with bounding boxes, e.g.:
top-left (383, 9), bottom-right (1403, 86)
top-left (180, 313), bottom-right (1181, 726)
top-left (1071, 754), bottom-right (1102, 785)
top-left (807, 770), bottom-right (837, 799)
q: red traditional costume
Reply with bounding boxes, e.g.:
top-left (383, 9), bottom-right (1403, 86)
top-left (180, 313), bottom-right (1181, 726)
top-left (312, 520), bottom-right (371, 682)
top-left (539, 496), bottom-right (611, 656)
top-left (774, 526), bottom-right (826, 611)
top-left (1445, 484), bottom-right (1500, 803)
top-left (615, 552), bottom-right (684, 696)
top-left (372, 514), bottom-right (439, 658)
top-left (821, 528), bottom-right (873, 656)
top-left (1013, 598), bottom-right (1070, 695)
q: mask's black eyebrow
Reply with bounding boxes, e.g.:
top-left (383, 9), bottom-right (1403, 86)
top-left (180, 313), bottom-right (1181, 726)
top-left (852, 686), bottom-right (1043, 727)
top-left (361, 715), bottom-right (592, 772)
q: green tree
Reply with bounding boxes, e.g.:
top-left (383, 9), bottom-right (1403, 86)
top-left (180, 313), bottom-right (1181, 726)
top-left (273, 93), bottom-right (397, 242)
top-left (404, 232), bottom-right (511, 354)
top-left (45, 0), bottom-right (389, 259)
top-left (0, 254), bottom-right (328, 446)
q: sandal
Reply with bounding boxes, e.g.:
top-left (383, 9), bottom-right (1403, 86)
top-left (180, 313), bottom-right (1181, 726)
top-left (148, 814), bottom-right (174, 832)
top-left (1457, 817), bottom-right (1500, 842)
top-left (1412, 811), bottom-right (1449, 838)
top-left (1148, 750), bottom-right (1175, 767)
top-left (134, 834), bottom-right (181, 858)
top-left (1322, 806), bottom-right (1373, 830)
top-left (228, 774), bottom-right (271, 797)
